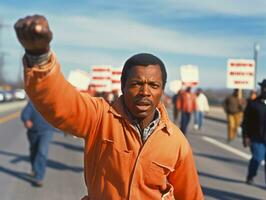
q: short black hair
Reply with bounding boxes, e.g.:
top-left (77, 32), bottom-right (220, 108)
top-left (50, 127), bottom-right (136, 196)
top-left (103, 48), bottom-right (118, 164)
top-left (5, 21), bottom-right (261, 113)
top-left (121, 53), bottom-right (167, 92)
top-left (258, 79), bottom-right (266, 87)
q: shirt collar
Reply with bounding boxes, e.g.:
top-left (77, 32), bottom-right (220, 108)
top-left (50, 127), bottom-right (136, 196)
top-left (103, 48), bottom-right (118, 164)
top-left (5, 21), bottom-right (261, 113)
top-left (109, 95), bottom-right (172, 135)
top-left (126, 107), bottom-right (161, 142)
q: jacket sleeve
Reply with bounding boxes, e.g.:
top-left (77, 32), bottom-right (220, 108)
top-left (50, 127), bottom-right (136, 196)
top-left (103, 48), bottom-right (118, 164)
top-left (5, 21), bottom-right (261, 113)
top-left (21, 102), bottom-right (33, 122)
top-left (241, 101), bottom-right (251, 139)
top-left (168, 143), bottom-right (204, 200)
top-left (23, 52), bottom-right (106, 138)
top-left (203, 95), bottom-right (210, 112)
top-left (176, 93), bottom-right (182, 110)
top-left (222, 97), bottom-right (228, 114)
top-left (192, 94), bottom-right (197, 112)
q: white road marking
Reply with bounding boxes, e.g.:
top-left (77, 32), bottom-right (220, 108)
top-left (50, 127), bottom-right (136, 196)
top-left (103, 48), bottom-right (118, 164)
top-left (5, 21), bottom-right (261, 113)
top-left (202, 136), bottom-right (265, 166)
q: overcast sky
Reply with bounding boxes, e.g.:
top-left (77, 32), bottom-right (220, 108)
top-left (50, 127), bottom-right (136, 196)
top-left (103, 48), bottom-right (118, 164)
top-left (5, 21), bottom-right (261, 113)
top-left (0, 0), bottom-right (265, 90)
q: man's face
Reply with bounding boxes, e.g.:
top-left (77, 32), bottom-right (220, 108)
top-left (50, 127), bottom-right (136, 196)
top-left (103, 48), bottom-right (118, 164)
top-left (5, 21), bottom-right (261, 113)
top-left (123, 64), bottom-right (163, 122)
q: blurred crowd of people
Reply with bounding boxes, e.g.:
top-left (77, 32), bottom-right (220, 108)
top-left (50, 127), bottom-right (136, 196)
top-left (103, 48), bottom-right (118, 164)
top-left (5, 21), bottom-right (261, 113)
top-left (171, 86), bottom-right (210, 134)
top-left (171, 81), bottom-right (266, 187)
top-left (82, 85), bottom-right (120, 105)
top-left (241, 80), bottom-right (266, 186)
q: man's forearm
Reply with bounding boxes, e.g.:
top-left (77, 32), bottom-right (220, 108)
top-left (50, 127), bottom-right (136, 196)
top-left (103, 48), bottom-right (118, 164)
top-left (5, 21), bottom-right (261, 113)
top-left (23, 52), bottom-right (95, 138)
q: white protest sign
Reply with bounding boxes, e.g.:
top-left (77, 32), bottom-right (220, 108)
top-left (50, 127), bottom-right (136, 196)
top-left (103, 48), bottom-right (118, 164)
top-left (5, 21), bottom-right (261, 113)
top-left (180, 65), bottom-right (199, 87)
top-left (91, 65), bottom-right (112, 92)
top-left (67, 69), bottom-right (90, 90)
top-left (169, 80), bottom-right (182, 93)
top-left (111, 67), bottom-right (122, 93)
top-left (227, 59), bottom-right (255, 89)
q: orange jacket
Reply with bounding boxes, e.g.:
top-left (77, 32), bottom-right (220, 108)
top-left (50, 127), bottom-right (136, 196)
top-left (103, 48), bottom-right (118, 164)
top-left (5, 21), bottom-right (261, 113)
top-left (24, 53), bottom-right (203, 200)
top-left (176, 91), bottom-right (196, 113)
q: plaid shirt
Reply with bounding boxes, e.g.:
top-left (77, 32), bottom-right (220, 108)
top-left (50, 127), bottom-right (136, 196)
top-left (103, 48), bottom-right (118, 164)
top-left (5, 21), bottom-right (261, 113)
top-left (126, 107), bottom-right (161, 143)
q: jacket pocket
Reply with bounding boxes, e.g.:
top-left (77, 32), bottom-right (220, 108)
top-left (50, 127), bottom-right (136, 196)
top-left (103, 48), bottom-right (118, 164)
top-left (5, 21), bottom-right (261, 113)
top-left (98, 139), bottom-right (133, 198)
top-left (144, 161), bottom-right (174, 190)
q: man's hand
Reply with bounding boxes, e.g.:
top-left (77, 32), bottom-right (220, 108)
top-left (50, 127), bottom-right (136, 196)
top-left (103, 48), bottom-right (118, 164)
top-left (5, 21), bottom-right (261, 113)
top-left (14, 15), bottom-right (52, 55)
top-left (24, 120), bottom-right (33, 129)
top-left (243, 137), bottom-right (251, 148)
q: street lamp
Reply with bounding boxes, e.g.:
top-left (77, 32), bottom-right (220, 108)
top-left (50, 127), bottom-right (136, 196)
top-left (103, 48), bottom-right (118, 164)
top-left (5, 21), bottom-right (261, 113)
top-left (254, 42), bottom-right (260, 89)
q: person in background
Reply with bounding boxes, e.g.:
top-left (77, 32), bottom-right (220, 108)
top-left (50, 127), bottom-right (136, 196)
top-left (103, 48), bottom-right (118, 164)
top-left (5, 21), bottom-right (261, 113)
top-left (87, 84), bottom-right (97, 97)
top-left (171, 91), bottom-right (179, 123)
top-left (112, 89), bottom-right (120, 103)
top-left (176, 87), bottom-right (196, 134)
top-left (247, 90), bottom-right (257, 104)
top-left (223, 89), bottom-right (245, 142)
top-left (21, 101), bottom-right (56, 187)
top-left (194, 88), bottom-right (210, 130)
top-left (14, 15), bottom-right (203, 200)
top-left (242, 79), bottom-right (266, 186)
top-left (161, 93), bottom-right (171, 109)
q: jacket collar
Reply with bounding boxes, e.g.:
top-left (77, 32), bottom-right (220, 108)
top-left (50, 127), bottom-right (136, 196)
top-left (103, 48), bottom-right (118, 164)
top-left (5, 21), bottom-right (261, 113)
top-left (108, 96), bottom-right (173, 135)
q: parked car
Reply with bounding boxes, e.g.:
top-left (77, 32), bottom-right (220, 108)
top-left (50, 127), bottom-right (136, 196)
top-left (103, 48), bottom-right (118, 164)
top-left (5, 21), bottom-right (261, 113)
top-left (12, 89), bottom-right (26, 100)
top-left (0, 90), bottom-right (12, 102)
top-left (0, 90), bottom-right (5, 102)
top-left (4, 90), bottom-right (13, 102)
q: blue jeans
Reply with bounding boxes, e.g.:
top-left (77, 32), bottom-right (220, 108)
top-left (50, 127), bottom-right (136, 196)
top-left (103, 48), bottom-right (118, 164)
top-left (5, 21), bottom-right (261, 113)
top-left (194, 111), bottom-right (204, 129)
top-left (27, 130), bottom-right (53, 181)
top-left (247, 140), bottom-right (266, 183)
top-left (180, 112), bottom-right (192, 135)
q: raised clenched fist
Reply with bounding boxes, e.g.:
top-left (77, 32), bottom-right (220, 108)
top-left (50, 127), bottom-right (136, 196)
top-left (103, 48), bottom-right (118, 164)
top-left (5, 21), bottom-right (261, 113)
top-left (14, 15), bottom-right (52, 55)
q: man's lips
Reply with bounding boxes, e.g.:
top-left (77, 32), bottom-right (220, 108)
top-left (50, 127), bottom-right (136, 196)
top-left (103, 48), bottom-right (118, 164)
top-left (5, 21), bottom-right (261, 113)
top-left (134, 99), bottom-right (152, 111)
top-left (136, 101), bottom-right (150, 106)
top-left (135, 100), bottom-right (151, 106)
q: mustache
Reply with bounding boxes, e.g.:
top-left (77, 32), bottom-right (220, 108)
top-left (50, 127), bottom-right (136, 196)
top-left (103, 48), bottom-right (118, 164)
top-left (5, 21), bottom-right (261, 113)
top-left (134, 97), bottom-right (152, 104)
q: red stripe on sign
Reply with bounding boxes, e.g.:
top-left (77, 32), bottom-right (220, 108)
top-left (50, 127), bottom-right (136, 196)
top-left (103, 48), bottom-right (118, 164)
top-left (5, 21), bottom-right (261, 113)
top-left (112, 71), bottom-right (122, 75)
top-left (90, 84), bottom-right (107, 87)
top-left (230, 72), bottom-right (254, 76)
top-left (230, 63), bottom-right (254, 67)
top-left (112, 80), bottom-right (121, 83)
top-left (234, 80), bottom-right (249, 84)
top-left (93, 68), bottom-right (110, 72)
top-left (92, 77), bottom-right (111, 80)
top-left (230, 72), bottom-right (245, 75)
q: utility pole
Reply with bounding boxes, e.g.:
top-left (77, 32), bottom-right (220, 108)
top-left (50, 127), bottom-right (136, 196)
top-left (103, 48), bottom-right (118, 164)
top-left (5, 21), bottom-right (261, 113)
top-left (0, 19), bottom-right (5, 85)
top-left (254, 42), bottom-right (260, 89)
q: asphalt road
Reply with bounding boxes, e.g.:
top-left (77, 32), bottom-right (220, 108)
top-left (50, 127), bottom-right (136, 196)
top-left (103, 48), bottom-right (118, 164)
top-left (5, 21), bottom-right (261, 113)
top-left (0, 101), bottom-right (86, 199)
top-left (0, 102), bottom-right (265, 200)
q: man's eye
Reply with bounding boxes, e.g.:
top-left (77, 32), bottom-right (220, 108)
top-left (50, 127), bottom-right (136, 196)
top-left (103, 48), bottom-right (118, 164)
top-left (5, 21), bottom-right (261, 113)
top-left (131, 82), bottom-right (141, 86)
top-left (150, 84), bottom-right (159, 89)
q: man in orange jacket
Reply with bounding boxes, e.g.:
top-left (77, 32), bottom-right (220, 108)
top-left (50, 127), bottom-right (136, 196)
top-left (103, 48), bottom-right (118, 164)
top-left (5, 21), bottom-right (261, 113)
top-left (14, 15), bottom-right (203, 200)
top-left (176, 87), bottom-right (196, 134)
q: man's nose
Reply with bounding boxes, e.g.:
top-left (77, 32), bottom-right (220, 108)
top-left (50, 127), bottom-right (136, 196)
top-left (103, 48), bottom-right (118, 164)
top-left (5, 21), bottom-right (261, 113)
top-left (139, 84), bottom-right (150, 95)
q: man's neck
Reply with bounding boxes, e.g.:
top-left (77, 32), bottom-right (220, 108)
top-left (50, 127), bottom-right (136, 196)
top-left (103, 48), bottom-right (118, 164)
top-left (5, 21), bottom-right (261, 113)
top-left (137, 110), bottom-right (156, 130)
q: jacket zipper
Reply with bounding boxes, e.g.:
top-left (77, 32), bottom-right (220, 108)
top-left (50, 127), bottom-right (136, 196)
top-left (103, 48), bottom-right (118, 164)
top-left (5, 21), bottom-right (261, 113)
top-left (127, 124), bottom-right (143, 200)
top-left (127, 123), bottom-right (166, 200)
